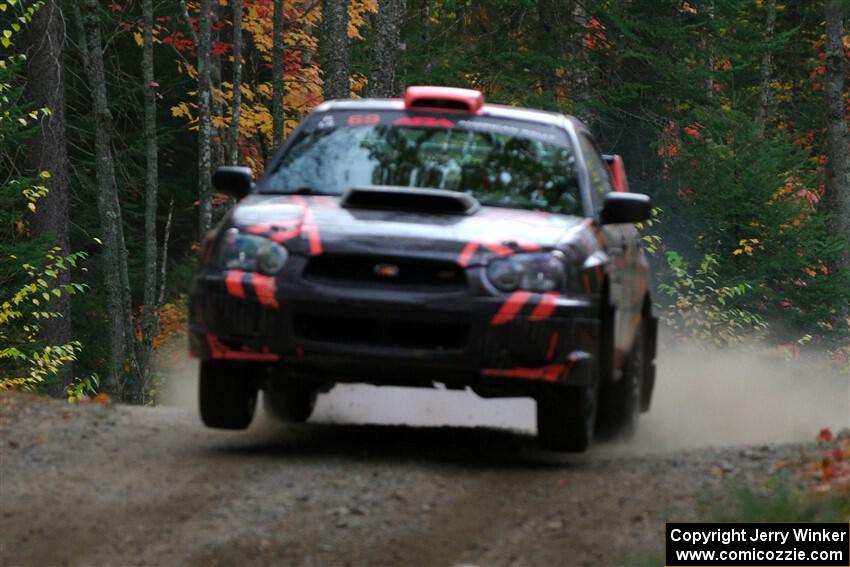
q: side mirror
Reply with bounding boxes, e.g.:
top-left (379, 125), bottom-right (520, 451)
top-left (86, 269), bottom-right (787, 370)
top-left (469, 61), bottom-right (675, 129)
top-left (213, 166), bottom-right (254, 200)
top-left (599, 192), bottom-right (651, 225)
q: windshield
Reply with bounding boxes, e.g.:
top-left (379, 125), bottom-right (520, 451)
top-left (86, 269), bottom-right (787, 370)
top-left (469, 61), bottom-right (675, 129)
top-left (263, 112), bottom-right (582, 214)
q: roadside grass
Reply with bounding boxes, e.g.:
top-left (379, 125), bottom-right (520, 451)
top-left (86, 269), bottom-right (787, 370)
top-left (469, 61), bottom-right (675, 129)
top-left (621, 478), bottom-right (849, 566)
top-left (708, 479), bottom-right (849, 523)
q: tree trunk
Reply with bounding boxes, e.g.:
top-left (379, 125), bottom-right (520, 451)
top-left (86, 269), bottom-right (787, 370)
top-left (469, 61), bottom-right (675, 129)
top-left (367, 0), bottom-right (405, 98)
top-left (198, 0), bottom-right (214, 237)
top-left (753, 0), bottom-right (776, 138)
top-left (272, 0), bottom-right (285, 148)
top-left (420, 0), bottom-right (431, 80)
top-left (24, 0), bottom-right (72, 398)
top-left (229, 0), bottom-right (243, 165)
top-left (536, 0), bottom-right (566, 100)
top-left (140, 0), bottom-right (159, 403)
top-left (571, 0), bottom-right (593, 123)
top-left (321, 0), bottom-right (350, 100)
top-left (210, 3), bottom-right (225, 174)
top-left (705, 0), bottom-right (715, 100)
top-left (824, 0), bottom-right (850, 315)
top-left (80, 0), bottom-right (139, 401)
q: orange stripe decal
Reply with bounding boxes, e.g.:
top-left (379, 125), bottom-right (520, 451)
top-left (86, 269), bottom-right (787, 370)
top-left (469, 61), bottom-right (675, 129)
top-left (530, 292), bottom-right (559, 321)
top-left (515, 240), bottom-right (543, 252)
top-left (269, 225), bottom-right (303, 244)
top-left (292, 196), bottom-right (323, 256)
top-left (225, 270), bottom-right (246, 298)
top-left (245, 223), bottom-right (275, 235)
top-left (482, 364), bottom-right (567, 382)
top-left (251, 273), bottom-right (280, 309)
top-left (458, 241), bottom-right (479, 267)
top-left (491, 290), bottom-right (532, 326)
top-left (546, 332), bottom-right (559, 360)
top-left (206, 335), bottom-right (280, 362)
top-left (307, 225), bottom-right (323, 256)
top-left (483, 242), bottom-right (514, 256)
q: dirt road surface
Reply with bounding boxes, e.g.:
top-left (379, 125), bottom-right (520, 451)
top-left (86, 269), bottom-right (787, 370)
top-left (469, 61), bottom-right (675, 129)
top-left (1, 343), bottom-right (847, 566)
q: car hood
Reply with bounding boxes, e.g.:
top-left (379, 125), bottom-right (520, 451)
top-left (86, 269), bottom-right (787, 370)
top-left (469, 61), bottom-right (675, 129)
top-left (228, 194), bottom-right (584, 266)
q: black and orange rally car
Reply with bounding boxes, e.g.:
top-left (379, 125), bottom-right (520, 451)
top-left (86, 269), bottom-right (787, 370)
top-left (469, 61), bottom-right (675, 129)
top-left (190, 86), bottom-right (658, 451)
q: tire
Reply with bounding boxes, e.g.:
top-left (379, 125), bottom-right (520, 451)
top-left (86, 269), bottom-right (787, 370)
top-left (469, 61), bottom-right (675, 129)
top-left (596, 322), bottom-right (644, 439)
top-left (198, 360), bottom-right (258, 429)
top-left (263, 378), bottom-right (318, 423)
top-left (536, 385), bottom-right (597, 452)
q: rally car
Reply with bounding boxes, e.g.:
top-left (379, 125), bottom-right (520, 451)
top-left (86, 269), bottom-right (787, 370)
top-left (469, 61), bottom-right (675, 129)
top-left (189, 86), bottom-right (658, 451)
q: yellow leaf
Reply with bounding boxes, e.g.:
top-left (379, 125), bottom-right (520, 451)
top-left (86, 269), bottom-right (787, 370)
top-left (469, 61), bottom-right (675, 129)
top-left (133, 32), bottom-right (143, 48)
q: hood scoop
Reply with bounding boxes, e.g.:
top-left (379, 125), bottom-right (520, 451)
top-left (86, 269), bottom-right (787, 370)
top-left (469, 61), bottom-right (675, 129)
top-left (341, 186), bottom-right (481, 216)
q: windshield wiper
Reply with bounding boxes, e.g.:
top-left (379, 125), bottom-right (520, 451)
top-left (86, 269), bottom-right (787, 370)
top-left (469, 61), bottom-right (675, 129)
top-left (259, 186), bottom-right (337, 196)
top-left (288, 187), bottom-right (337, 196)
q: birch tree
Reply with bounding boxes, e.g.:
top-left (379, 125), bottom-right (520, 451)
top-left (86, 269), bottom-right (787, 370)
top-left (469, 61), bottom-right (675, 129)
top-left (322, 0), bottom-right (350, 100)
top-left (198, 0), bottom-right (214, 236)
top-left (367, 0), bottom-right (405, 97)
top-left (140, 0), bottom-right (159, 401)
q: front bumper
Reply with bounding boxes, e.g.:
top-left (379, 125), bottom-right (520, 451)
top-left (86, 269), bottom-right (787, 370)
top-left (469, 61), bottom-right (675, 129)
top-left (189, 266), bottom-right (600, 391)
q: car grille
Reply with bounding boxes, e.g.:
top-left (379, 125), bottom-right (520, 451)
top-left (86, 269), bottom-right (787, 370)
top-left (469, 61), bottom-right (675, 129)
top-left (293, 313), bottom-right (468, 350)
top-left (302, 254), bottom-right (467, 292)
top-left (204, 282), bottom-right (279, 337)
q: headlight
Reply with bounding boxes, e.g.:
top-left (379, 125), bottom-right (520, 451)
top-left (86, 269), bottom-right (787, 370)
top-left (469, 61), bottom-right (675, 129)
top-left (219, 228), bottom-right (289, 275)
top-left (487, 252), bottom-right (567, 293)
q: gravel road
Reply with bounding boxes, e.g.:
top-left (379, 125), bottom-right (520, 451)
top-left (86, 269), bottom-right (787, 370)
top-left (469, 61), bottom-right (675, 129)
top-left (1, 343), bottom-right (847, 567)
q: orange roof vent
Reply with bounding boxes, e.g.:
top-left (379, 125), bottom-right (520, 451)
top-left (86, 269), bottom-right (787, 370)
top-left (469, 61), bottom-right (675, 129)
top-left (403, 86), bottom-right (484, 113)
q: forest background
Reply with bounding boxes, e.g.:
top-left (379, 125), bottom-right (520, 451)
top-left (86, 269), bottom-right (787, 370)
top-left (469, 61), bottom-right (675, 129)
top-left (1, 0), bottom-right (848, 403)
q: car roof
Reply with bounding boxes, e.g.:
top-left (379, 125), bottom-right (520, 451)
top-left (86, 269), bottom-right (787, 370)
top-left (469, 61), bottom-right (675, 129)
top-left (314, 98), bottom-right (589, 136)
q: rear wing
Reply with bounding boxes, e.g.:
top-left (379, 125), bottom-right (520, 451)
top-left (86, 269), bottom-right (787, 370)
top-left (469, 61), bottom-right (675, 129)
top-left (602, 154), bottom-right (629, 193)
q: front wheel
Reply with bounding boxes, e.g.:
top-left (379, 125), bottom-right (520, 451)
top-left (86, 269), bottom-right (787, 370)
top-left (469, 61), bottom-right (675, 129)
top-left (536, 385), bottom-right (597, 452)
top-left (596, 324), bottom-right (644, 439)
top-left (199, 360), bottom-right (259, 429)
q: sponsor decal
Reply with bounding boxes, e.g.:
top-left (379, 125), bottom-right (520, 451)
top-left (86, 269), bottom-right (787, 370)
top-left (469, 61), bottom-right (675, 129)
top-left (393, 116), bottom-right (455, 128)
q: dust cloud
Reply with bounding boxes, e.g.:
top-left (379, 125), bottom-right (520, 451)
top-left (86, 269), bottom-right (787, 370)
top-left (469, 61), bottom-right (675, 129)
top-left (632, 340), bottom-right (849, 451)
top-left (159, 339), bottom-right (849, 453)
